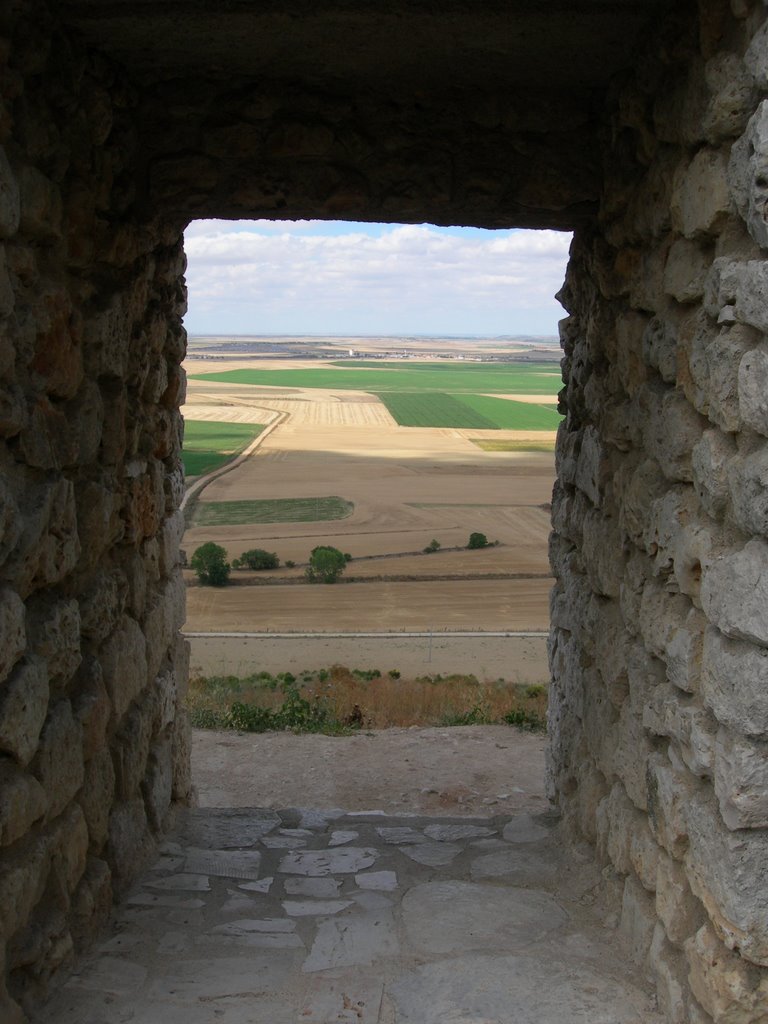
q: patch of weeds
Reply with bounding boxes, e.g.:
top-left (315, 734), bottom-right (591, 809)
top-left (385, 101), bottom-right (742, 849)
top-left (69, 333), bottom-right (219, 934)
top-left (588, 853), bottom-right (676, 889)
top-left (442, 702), bottom-right (492, 726)
top-left (353, 668), bottom-right (381, 681)
top-left (525, 684), bottom-right (547, 698)
top-left (189, 707), bottom-right (228, 729)
top-left (503, 707), bottom-right (546, 732)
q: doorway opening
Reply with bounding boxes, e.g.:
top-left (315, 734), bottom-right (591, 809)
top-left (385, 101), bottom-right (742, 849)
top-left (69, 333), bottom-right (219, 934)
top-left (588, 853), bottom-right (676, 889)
top-left (179, 217), bottom-right (570, 816)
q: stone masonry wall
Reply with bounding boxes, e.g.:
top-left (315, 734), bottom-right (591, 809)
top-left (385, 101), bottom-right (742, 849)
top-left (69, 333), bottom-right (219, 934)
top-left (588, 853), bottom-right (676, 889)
top-left (0, 6), bottom-right (192, 1019)
top-left (549, 2), bottom-right (768, 1021)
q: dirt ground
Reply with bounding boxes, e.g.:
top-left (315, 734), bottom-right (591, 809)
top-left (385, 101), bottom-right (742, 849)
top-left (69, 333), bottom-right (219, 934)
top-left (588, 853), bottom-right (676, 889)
top-left (187, 634), bottom-right (550, 682)
top-left (191, 723), bottom-right (549, 817)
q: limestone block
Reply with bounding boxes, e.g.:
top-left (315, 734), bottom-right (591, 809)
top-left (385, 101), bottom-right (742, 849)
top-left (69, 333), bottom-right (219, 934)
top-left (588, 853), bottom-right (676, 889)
top-left (666, 607), bottom-right (708, 695)
top-left (70, 856), bottom-right (112, 948)
top-left (745, 21), bottom-right (768, 91)
top-left (644, 686), bottom-right (716, 778)
top-left (707, 326), bottom-right (755, 434)
top-left (620, 458), bottom-right (668, 545)
top-left (630, 820), bottom-right (662, 892)
top-left (113, 695), bottom-right (158, 802)
top-left (143, 738), bottom-right (172, 831)
top-left (574, 425), bottom-right (607, 506)
top-left (728, 447), bottom-right (768, 537)
top-left (620, 550), bottom-right (654, 635)
top-left (0, 586), bottom-right (25, 684)
top-left (738, 348), bottom-right (768, 435)
top-left (0, 833), bottom-right (49, 939)
top-left (619, 874), bottom-right (657, 971)
top-left (702, 539), bottom-right (768, 646)
top-left (143, 571), bottom-right (185, 681)
top-left (18, 165), bottom-right (62, 239)
top-left (99, 614), bottom-right (149, 722)
top-left (170, 710), bottom-right (194, 804)
top-left (643, 317), bottom-right (678, 384)
top-left (646, 752), bottom-right (697, 859)
top-left (649, 924), bottom-right (688, 1024)
top-left (27, 598), bottom-right (81, 687)
top-left (615, 312), bottom-right (649, 396)
top-left (580, 510), bottom-right (623, 598)
top-left (714, 727), bottom-right (768, 830)
top-left (107, 799), bottom-right (155, 887)
top-left (156, 670), bottom-right (179, 731)
top-left (613, 696), bottom-right (656, 812)
top-left (702, 52), bottom-right (757, 143)
top-left (23, 477), bottom-right (81, 594)
top-left (664, 238), bottom-right (710, 302)
top-left (0, 247), bottom-right (13, 320)
top-left (78, 748), bottom-right (115, 851)
top-left (733, 264), bottom-right (768, 333)
top-left (0, 760), bottom-right (46, 846)
top-left (656, 852), bottom-right (705, 947)
top-left (33, 700), bottom-right (85, 821)
top-left (728, 100), bottom-right (768, 249)
top-left (702, 627), bottom-right (768, 737)
top-left (596, 783), bottom-right (641, 876)
top-left (692, 431), bottom-right (735, 520)
top-left (158, 509), bottom-right (185, 577)
top-left (592, 601), bottom-right (631, 706)
top-left (638, 581), bottom-right (692, 665)
top-left (686, 924), bottom-right (768, 1023)
top-left (685, 791), bottom-right (768, 966)
top-left (49, 803), bottom-right (89, 899)
top-left (672, 149), bottom-right (732, 238)
top-left (0, 658), bottom-right (49, 765)
top-left (643, 385), bottom-right (706, 483)
top-left (0, 147), bottom-right (20, 238)
top-left (79, 571), bottom-right (127, 643)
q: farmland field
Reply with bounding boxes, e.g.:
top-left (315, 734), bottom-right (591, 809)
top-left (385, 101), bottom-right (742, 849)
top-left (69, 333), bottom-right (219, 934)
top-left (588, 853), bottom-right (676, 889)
top-left (182, 420), bottom-right (264, 477)
top-left (377, 392), bottom-right (560, 429)
top-left (188, 361), bottom-right (561, 395)
top-left (189, 496), bottom-right (354, 527)
top-left (471, 438), bottom-right (557, 452)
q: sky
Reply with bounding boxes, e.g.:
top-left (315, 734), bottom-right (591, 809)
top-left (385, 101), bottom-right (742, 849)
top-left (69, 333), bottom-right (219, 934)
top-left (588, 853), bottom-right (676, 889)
top-left (183, 219), bottom-right (572, 337)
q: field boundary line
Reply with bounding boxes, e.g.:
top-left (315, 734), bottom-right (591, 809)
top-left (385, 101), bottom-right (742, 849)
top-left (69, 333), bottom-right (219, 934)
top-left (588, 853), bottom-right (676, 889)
top-left (184, 630), bottom-right (549, 639)
top-left (181, 410), bottom-right (288, 513)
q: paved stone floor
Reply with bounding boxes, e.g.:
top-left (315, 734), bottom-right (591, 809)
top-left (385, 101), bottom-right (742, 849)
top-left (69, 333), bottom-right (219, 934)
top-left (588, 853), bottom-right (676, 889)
top-left (37, 808), bottom-right (663, 1023)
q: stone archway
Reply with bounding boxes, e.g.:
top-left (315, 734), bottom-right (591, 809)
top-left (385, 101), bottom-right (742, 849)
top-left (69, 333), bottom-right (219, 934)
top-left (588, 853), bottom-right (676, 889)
top-left (1, 1), bottom-right (767, 1019)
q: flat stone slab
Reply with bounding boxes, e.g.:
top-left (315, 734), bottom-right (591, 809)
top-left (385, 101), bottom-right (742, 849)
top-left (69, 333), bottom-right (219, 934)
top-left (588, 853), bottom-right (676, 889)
top-left (184, 848), bottom-right (262, 879)
top-left (145, 873), bottom-right (211, 892)
top-left (398, 841), bottom-right (461, 866)
top-left (278, 848), bottom-right (378, 876)
top-left (283, 900), bottom-right (353, 916)
top-left (355, 870), bottom-right (398, 891)
top-left (423, 823), bottom-right (496, 841)
top-left (284, 877), bottom-right (342, 897)
top-left (376, 826), bottom-right (426, 844)
top-left (302, 911), bottom-right (399, 972)
top-left (238, 876), bottom-right (273, 893)
top-left (299, 972), bottom-right (384, 1023)
top-left (179, 809), bottom-right (280, 848)
top-left (503, 812), bottom-right (552, 843)
top-left (329, 829), bottom-right (359, 846)
top-left (388, 954), bottom-right (656, 1023)
top-left (401, 881), bottom-right (567, 955)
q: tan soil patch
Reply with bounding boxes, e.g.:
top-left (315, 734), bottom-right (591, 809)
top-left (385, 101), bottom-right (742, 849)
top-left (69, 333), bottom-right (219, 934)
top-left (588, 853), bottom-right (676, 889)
top-left (184, 578), bottom-right (552, 632)
top-left (191, 724), bottom-right (547, 816)
top-left (182, 402), bottom-right (280, 424)
top-left (187, 634), bottom-right (549, 683)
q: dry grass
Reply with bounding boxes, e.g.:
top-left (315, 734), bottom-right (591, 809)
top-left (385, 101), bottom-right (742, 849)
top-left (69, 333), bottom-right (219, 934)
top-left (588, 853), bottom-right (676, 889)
top-left (186, 664), bottom-right (548, 733)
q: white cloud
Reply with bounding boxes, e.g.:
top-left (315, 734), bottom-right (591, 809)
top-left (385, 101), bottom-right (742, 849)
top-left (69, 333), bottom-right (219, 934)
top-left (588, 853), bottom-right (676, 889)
top-left (183, 221), bottom-right (571, 336)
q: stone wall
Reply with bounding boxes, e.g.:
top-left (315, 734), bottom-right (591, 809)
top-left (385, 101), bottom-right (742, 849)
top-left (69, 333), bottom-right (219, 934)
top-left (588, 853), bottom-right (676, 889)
top-left (549, 2), bottom-right (768, 1020)
top-left (0, 7), bottom-right (192, 1019)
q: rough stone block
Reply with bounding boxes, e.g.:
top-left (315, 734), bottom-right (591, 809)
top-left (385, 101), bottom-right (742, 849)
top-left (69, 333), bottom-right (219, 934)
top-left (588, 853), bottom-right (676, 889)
top-left (666, 607), bottom-right (707, 695)
top-left (574, 425), bottom-right (607, 506)
top-left (646, 752), bottom-right (697, 859)
top-left (738, 348), bottom-right (768, 436)
top-left (79, 571), bottom-right (126, 643)
top-left (702, 627), bottom-right (768, 738)
top-left (686, 924), bottom-right (768, 1024)
top-left (745, 22), bottom-right (768, 92)
top-left (714, 727), bottom-right (768, 830)
top-left (664, 238), bottom-right (710, 302)
top-left (143, 571), bottom-right (185, 682)
top-left (0, 658), bottom-right (49, 765)
top-left (106, 799), bottom-right (155, 888)
top-left (650, 923), bottom-right (688, 1024)
top-left (644, 685), bottom-right (716, 778)
top-left (0, 147), bottom-right (20, 238)
top-left (112, 699), bottom-right (154, 801)
top-left (142, 738), bottom-right (172, 832)
top-left (630, 820), bottom-right (661, 893)
top-left (26, 598), bottom-right (81, 687)
top-left (619, 873), bottom-right (657, 971)
top-left (32, 700), bottom-right (84, 821)
top-left (685, 792), bottom-right (768, 966)
top-left (0, 586), bottom-right (25, 685)
top-left (656, 852), bottom-right (705, 947)
top-left (78, 748), bottom-right (115, 851)
top-left (171, 710), bottom-right (194, 804)
top-left (643, 386), bottom-right (706, 483)
top-left (728, 100), bottom-right (768, 250)
top-left (49, 803), bottom-right (89, 899)
top-left (70, 856), bottom-right (112, 948)
top-left (0, 760), bottom-right (46, 846)
top-left (18, 165), bottom-right (62, 239)
top-left (672, 149), bottom-right (732, 237)
top-left (0, 832), bottom-right (49, 939)
top-left (596, 783), bottom-right (641, 876)
top-left (99, 614), bottom-right (148, 722)
top-left (702, 540), bottom-right (768, 647)
top-left (643, 317), bottom-right (678, 384)
top-left (707, 326), bottom-right (754, 434)
top-left (702, 51), bottom-right (757, 143)
top-left (72, 658), bottom-right (111, 762)
top-left (692, 431), bottom-right (735, 520)
top-left (728, 446), bottom-right (768, 538)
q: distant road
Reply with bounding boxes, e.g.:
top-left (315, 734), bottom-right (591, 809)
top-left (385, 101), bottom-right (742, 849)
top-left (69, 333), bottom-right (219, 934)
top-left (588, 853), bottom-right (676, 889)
top-left (183, 630), bottom-right (549, 639)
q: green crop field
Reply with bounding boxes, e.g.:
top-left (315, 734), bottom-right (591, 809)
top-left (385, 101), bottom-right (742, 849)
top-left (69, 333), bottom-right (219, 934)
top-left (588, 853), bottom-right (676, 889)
top-left (190, 496), bottom-right (354, 527)
top-left (470, 438), bottom-right (558, 453)
top-left (189, 361), bottom-right (561, 395)
top-left (182, 420), bottom-right (264, 477)
top-left (376, 392), bottom-right (561, 429)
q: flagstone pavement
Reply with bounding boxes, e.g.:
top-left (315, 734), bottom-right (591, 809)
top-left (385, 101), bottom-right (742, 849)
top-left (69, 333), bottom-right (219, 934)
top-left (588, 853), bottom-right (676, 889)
top-left (36, 807), bottom-right (663, 1023)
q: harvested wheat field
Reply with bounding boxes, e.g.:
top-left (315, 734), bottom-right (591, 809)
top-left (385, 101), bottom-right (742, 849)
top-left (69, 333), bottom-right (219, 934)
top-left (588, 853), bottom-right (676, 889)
top-left (182, 357), bottom-right (558, 639)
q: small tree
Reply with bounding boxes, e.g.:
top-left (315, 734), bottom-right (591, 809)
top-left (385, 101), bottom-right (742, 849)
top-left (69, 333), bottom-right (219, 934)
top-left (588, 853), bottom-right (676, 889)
top-left (467, 532), bottom-right (490, 549)
top-left (424, 538), bottom-right (441, 554)
top-left (306, 545), bottom-right (346, 584)
top-left (238, 548), bottom-right (280, 571)
top-left (191, 542), bottom-right (230, 586)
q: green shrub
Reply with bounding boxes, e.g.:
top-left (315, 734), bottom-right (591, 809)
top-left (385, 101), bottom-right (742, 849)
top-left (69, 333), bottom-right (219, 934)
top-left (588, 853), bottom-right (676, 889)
top-left (423, 538), bottom-right (441, 554)
top-left (238, 548), bottom-right (280, 570)
top-left (467, 532), bottom-right (490, 549)
top-left (504, 707), bottom-right (546, 732)
top-left (190, 542), bottom-right (230, 586)
top-left (305, 545), bottom-right (347, 583)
